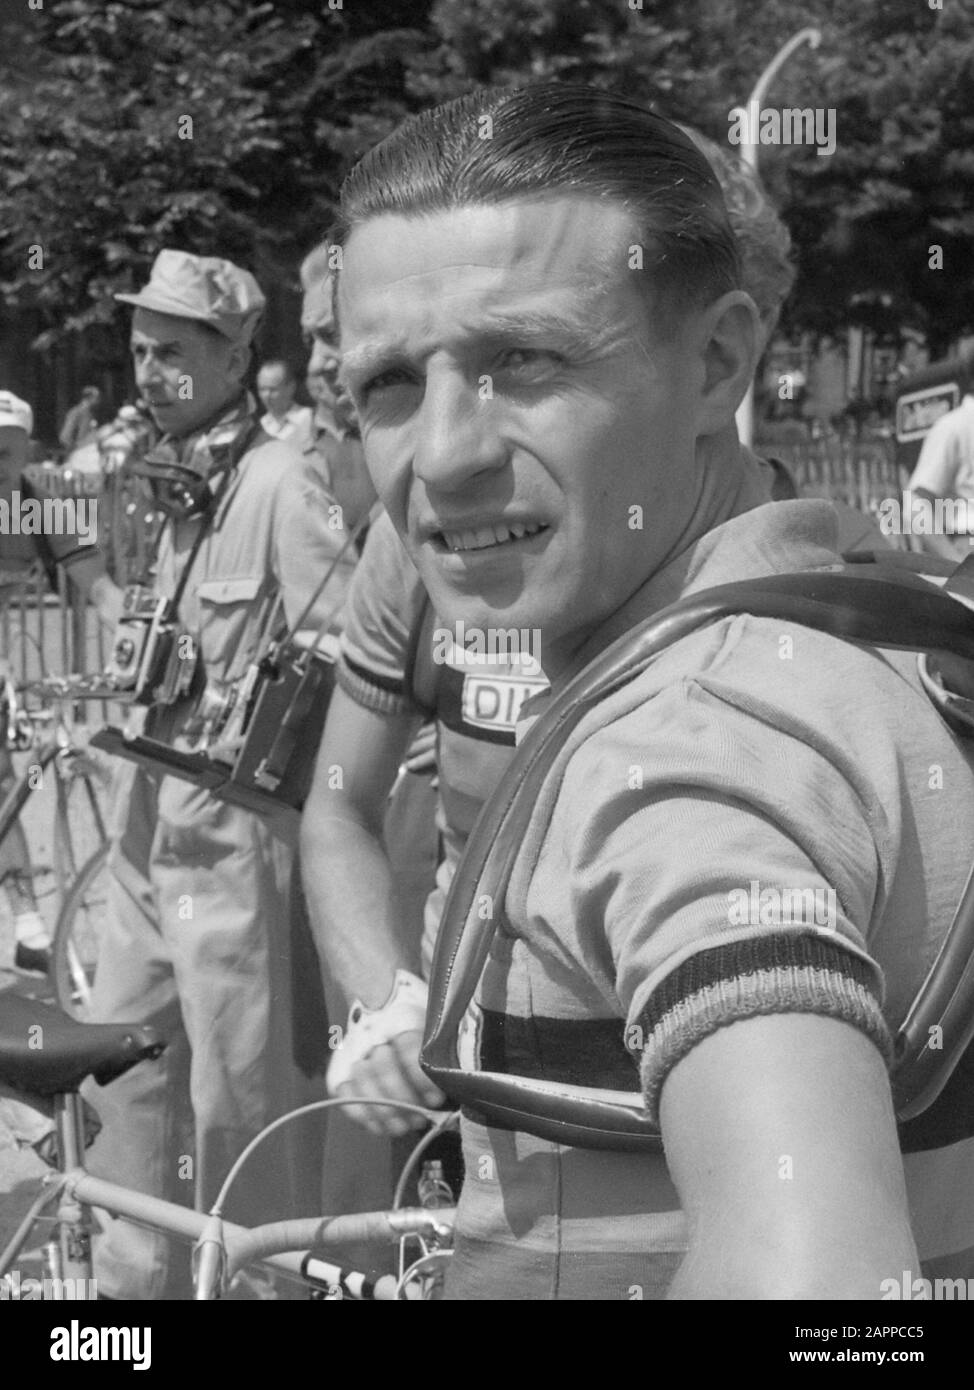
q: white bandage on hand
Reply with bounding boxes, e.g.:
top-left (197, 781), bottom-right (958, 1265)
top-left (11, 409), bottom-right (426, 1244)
top-left (326, 969), bottom-right (429, 1095)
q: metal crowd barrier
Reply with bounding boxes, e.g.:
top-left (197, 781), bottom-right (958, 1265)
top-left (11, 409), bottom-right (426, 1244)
top-left (762, 432), bottom-right (911, 548)
top-left (1, 463), bottom-right (163, 726)
top-left (27, 459), bottom-right (163, 591)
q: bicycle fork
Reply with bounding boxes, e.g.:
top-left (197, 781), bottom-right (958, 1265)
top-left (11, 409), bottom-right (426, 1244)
top-left (0, 1092), bottom-right (97, 1298)
top-left (49, 1093), bottom-right (96, 1296)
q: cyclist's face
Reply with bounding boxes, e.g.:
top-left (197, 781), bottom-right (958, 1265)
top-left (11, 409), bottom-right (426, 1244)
top-left (338, 197), bottom-right (708, 671)
top-left (130, 309), bottom-right (245, 439)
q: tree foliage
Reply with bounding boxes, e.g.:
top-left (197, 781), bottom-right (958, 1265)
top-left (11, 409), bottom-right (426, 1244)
top-left (0, 0), bottom-right (429, 344)
top-left (1, 0), bottom-right (972, 349)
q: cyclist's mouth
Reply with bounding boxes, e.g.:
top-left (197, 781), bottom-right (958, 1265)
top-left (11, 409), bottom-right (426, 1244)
top-left (434, 521), bottom-right (550, 555)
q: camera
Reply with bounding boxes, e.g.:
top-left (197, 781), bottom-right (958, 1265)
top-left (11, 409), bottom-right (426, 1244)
top-left (179, 670), bottom-right (252, 754)
top-left (220, 641), bottom-right (335, 812)
top-left (91, 636), bottom-right (336, 818)
top-left (104, 584), bottom-right (197, 706)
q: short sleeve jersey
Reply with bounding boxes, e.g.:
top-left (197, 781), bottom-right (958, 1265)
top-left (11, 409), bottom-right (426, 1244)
top-left (442, 498), bottom-right (974, 1299)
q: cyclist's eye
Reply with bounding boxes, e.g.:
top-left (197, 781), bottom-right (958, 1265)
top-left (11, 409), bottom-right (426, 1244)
top-left (496, 348), bottom-right (564, 378)
top-left (360, 367), bottom-right (415, 400)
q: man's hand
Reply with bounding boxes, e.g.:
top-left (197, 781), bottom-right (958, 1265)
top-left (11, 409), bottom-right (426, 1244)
top-left (327, 970), bottom-right (446, 1135)
top-left (403, 720), bottom-right (438, 776)
top-left (332, 1031), bottom-right (446, 1137)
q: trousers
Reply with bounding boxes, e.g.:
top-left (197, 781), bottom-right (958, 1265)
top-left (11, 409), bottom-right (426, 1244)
top-left (83, 762), bottom-right (327, 1299)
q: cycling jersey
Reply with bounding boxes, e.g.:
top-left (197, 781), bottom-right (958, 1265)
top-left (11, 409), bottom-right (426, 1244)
top-left (442, 497), bottom-right (974, 1298)
top-left (337, 508), bottom-right (547, 973)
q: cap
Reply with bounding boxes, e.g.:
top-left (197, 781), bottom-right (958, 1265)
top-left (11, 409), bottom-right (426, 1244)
top-left (0, 391), bottom-right (33, 435)
top-left (301, 272), bottom-right (336, 339)
top-left (115, 249), bottom-right (265, 345)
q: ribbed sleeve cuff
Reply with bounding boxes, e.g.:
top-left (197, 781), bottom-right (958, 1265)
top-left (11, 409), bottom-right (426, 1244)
top-left (335, 653), bottom-right (416, 717)
top-left (635, 933), bottom-right (892, 1124)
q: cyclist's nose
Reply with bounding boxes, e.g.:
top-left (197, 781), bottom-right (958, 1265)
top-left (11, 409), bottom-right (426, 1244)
top-left (413, 365), bottom-right (507, 494)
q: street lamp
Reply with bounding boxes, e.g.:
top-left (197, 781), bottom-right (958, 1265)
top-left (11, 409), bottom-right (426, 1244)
top-left (732, 27), bottom-right (822, 446)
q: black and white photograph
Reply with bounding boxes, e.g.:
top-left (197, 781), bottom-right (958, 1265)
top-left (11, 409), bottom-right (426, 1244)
top-left (0, 0), bottom-right (973, 1342)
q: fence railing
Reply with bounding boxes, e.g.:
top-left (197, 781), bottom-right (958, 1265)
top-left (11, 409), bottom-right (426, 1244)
top-left (0, 570), bottom-right (110, 721)
top-left (0, 463), bottom-right (160, 725)
top-left (760, 431), bottom-right (909, 543)
top-left (26, 460), bottom-right (163, 589)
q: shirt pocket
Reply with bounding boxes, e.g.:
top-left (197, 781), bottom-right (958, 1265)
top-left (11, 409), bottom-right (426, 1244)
top-left (195, 574), bottom-right (267, 683)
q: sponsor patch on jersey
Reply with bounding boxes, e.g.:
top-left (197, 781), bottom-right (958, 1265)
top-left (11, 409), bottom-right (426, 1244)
top-left (461, 670), bottom-right (548, 733)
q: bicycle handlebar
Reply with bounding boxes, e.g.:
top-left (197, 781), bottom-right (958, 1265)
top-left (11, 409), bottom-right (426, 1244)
top-left (70, 1172), bottom-right (455, 1300)
top-left (222, 1206), bottom-right (456, 1279)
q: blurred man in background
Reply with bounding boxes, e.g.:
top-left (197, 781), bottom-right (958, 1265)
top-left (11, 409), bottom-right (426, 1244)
top-left (906, 363), bottom-right (974, 561)
top-left (256, 359), bottom-right (312, 450)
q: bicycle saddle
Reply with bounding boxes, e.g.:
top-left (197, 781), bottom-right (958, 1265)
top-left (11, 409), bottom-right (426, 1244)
top-left (422, 557), bottom-right (974, 1150)
top-left (0, 994), bottom-right (165, 1096)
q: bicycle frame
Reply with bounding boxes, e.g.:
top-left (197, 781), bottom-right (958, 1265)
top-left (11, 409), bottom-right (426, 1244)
top-left (0, 707), bottom-right (107, 888)
top-left (0, 1091), bottom-right (457, 1301)
top-left (0, 738), bottom-right (59, 848)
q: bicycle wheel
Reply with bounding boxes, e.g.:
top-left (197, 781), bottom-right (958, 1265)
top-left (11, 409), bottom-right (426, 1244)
top-left (51, 839), bottom-right (111, 1020)
top-left (52, 763), bottom-right (109, 901)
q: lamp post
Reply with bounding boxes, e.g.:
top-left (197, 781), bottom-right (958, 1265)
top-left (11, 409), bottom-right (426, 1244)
top-left (732, 27), bottom-right (822, 446)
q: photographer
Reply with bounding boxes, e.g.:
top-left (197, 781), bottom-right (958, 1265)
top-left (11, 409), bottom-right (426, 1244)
top-left (82, 249), bottom-right (350, 1300)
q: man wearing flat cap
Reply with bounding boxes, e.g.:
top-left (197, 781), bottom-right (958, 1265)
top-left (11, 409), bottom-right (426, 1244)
top-left (82, 249), bottom-right (346, 1299)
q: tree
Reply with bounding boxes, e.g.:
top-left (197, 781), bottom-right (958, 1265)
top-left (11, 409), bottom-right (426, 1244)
top-left (782, 0), bottom-right (974, 349)
top-left (0, 0), bottom-right (430, 345)
top-left (3, 0), bottom-right (972, 352)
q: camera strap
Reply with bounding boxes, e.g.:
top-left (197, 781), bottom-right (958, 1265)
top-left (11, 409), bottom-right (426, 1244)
top-left (167, 417), bottom-right (263, 622)
top-left (273, 504), bottom-right (377, 666)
